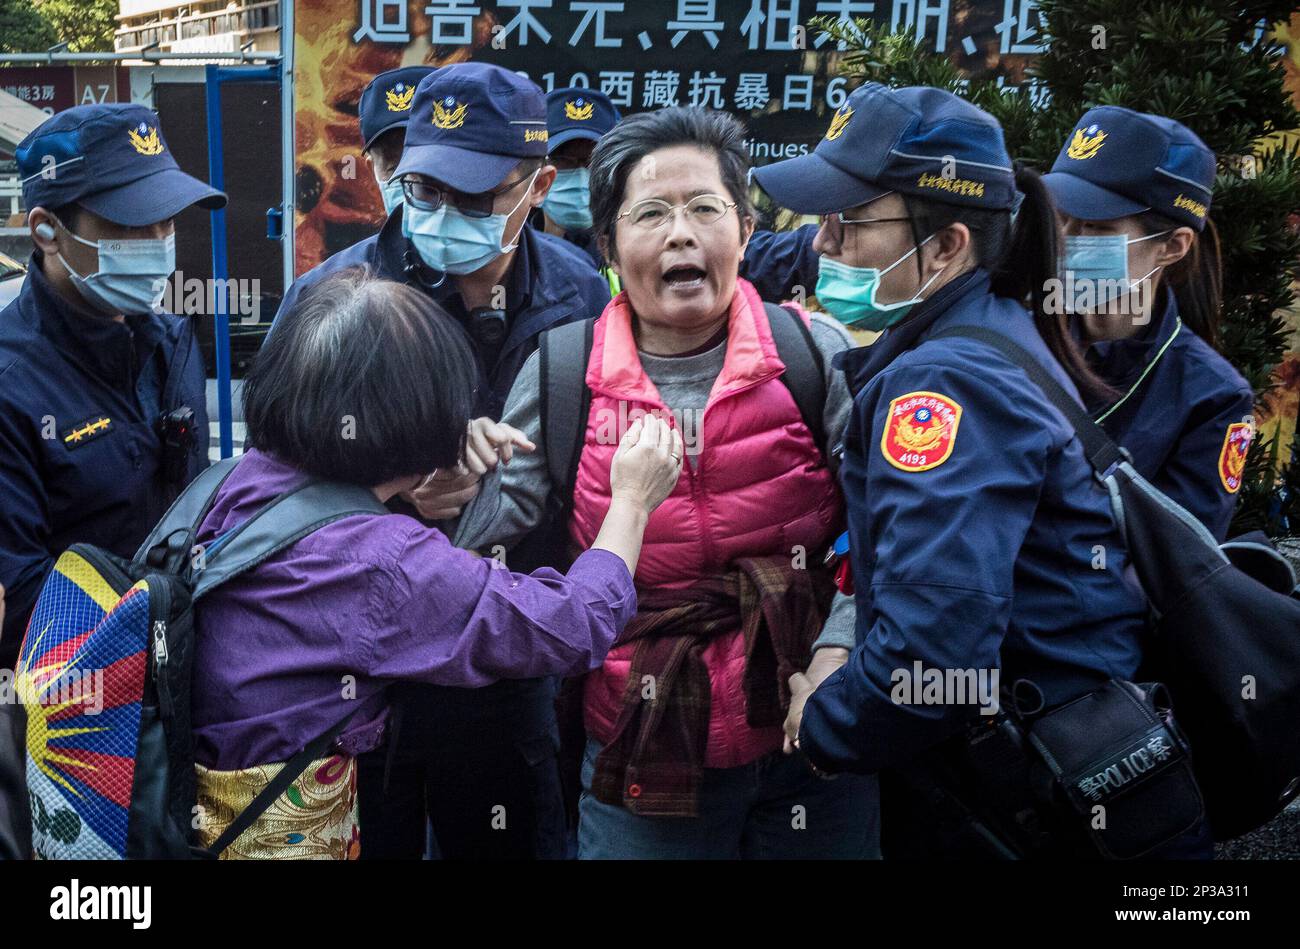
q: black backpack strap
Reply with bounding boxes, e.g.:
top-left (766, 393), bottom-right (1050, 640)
top-left (202, 703), bottom-right (361, 858)
top-left (763, 302), bottom-right (828, 464)
top-left (192, 480), bottom-right (389, 599)
top-left (929, 326), bottom-right (1126, 477)
top-left (540, 318), bottom-right (596, 503)
top-left (134, 456), bottom-right (242, 570)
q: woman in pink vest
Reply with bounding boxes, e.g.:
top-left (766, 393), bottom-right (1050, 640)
top-left (457, 107), bottom-right (878, 859)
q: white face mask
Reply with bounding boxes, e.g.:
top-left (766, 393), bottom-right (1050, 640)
top-left (54, 216), bottom-right (176, 316)
top-left (402, 169), bottom-right (538, 275)
top-left (379, 174), bottom-right (404, 216)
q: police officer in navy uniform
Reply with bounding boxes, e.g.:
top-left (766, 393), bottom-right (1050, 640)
top-left (359, 65), bottom-right (435, 221)
top-left (0, 104), bottom-right (223, 669)
top-left (532, 87), bottom-right (620, 274)
top-left (272, 64), bottom-right (608, 860)
top-left (1043, 107), bottom-right (1252, 541)
top-left (755, 84), bottom-right (1212, 858)
top-left (272, 64), bottom-right (608, 422)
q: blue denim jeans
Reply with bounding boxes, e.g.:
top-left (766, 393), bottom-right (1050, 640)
top-left (578, 739), bottom-right (881, 859)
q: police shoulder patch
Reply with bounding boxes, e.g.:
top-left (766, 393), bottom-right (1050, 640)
top-left (61, 415), bottom-right (113, 448)
top-left (1218, 421), bottom-right (1252, 493)
top-left (881, 391), bottom-right (962, 472)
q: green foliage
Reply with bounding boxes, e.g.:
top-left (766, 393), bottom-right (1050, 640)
top-left (33, 0), bottom-right (117, 53)
top-left (814, 4), bottom-right (1300, 537)
top-left (0, 0), bottom-right (57, 53)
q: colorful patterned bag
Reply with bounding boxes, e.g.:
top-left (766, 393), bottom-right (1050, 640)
top-left (14, 456), bottom-right (385, 859)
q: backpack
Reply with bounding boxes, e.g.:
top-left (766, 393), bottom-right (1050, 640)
top-left (524, 302), bottom-right (829, 570)
top-left (10, 456), bottom-right (387, 859)
top-left (935, 325), bottom-right (1300, 840)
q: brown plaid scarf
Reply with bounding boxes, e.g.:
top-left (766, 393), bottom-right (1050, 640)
top-left (589, 556), bottom-right (835, 817)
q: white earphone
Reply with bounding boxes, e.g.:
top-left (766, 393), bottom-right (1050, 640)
top-left (34, 222), bottom-right (55, 241)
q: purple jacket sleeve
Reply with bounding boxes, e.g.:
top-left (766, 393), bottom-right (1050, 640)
top-left (361, 525), bottom-right (636, 687)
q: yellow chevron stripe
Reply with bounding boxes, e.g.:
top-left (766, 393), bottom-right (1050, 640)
top-left (54, 551), bottom-right (122, 613)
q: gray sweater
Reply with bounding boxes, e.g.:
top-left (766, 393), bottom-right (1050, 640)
top-left (454, 311), bottom-right (859, 651)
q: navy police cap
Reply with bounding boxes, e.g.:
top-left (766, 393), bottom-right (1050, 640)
top-left (752, 83), bottom-right (1017, 216)
top-left (1043, 106), bottom-right (1215, 232)
top-left (395, 62), bottom-right (548, 194)
top-left (546, 87), bottom-right (620, 151)
top-left (17, 103), bottom-right (226, 227)
top-left (359, 66), bottom-right (435, 152)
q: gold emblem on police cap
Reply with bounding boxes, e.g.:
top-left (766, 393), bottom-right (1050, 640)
top-left (825, 106), bottom-right (854, 141)
top-left (432, 96), bottom-right (467, 130)
top-left (1066, 125), bottom-right (1106, 160)
top-left (565, 98), bottom-right (594, 121)
top-left (127, 121), bottom-right (164, 156)
top-left (386, 82), bottom-right (415, 112)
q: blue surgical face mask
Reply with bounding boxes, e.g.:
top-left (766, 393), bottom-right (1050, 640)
top-left (541, 167), bottom-right (593, 232)
top-left (402, 168), bottom-right (538, 275)
top-left (1061, 231), bottom-right (1168, 310)
top-left (815, 235), bottom-right (942, 331)
top-left (55, 218), bottom-right (176, 316)
top-left (380, 176), bottom-right (404, 216)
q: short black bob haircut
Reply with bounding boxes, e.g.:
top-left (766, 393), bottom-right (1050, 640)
top-left (243, 267), bottom-right (478, 486)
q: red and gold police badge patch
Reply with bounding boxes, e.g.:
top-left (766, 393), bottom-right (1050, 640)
top-left (881, 391), bottom-right (962, 472)
top-left (1218, 422), bottom-right (1252, 493)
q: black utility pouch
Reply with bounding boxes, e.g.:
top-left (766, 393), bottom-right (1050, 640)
top-left (1016, 679), bottom-right (1205, 859)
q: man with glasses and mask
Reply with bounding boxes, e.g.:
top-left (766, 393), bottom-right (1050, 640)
top-left (0, 104), bottom-right (224, 670)
top-left (271, 63), bottom-right (609, 861)
top-left (273, 63), bottom-right (607, 423)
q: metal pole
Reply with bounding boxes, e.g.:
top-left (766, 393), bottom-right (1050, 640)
top-left (203, 64), bottom-right (279, 459)
top-left (205, 64), bottom-right (233, 459)
top-left (280, 0), bottom-right (296, 299)
top-left (0, 52), bottom-right (280, 63)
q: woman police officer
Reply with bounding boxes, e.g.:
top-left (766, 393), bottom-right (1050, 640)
top-left (1043, 107), bottom-right (1253, 541)
top-left (755, 84), bottom-right (1212, 858)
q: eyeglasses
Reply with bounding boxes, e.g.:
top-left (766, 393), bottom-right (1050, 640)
top-left (822, 212), bottom-right (912, 227)
top-left (401, 171), bottom-right (534, 219)
top-left (616, 194), bottom-right (737, 231)
top-left (816, 211), bottom-right (913, 245)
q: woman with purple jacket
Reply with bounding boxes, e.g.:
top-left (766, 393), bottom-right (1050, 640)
top-left (190, 269), bottom-right (682, 859)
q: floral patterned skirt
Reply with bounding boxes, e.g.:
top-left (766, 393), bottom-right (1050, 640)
top-left (195, 754), bottom-right (360, 860)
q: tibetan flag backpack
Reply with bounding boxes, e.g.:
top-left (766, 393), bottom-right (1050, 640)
top-left (11, 456), bottom-right (386, 859)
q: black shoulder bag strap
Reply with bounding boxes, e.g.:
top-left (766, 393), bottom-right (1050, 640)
top-left (763, 302), bottom-right (828, 464)
top-left (135, 456), bottom-right (242, 572)
top-left (929, 325), bottom-right (1126, 477)
top-left (202, 705), bottom-right (359, 858)
top-left (540, 317), bottom-right (596, 504)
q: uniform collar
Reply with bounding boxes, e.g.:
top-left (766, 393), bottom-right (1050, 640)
top-left (1086, 285), bottom-right (1179, 390)
top-left (833, 268), bottom-right (988, 396)
top-left (25, 251), bottom-right (168, 387)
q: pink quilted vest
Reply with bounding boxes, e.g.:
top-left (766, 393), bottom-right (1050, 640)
top-left (571, 278), bottom-right (843, 769)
